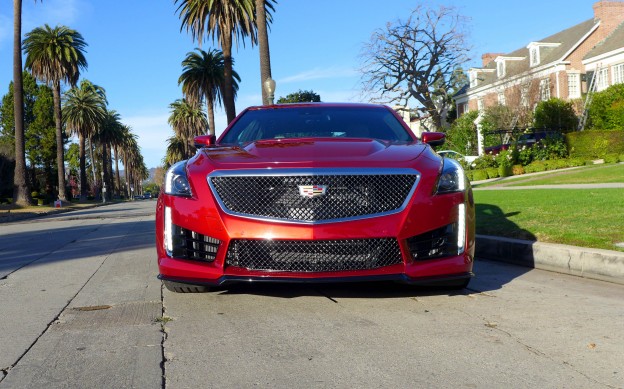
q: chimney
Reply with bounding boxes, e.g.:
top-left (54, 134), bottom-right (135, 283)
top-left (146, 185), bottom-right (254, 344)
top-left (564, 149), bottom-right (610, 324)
top-left (593, 1), bottom-right (624, 35)
top-left (482, 53), bottom-right (504, 67)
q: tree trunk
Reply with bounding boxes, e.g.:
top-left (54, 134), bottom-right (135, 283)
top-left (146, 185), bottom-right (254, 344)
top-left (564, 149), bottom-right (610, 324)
top-left (78, 133), bottom-right (87, 202)
top-left (222, 33), bottom-right (236, 123)
top-left (256, 0), bottom-right (272, 106)
top-left (52, 81), bottom-right (67, 201)
top-left (12, 0), bottom-right (32, 206)
top-left (89, 137), bottom-right (97, 184)
top-left (206, 94), bottom-right (216, 136)
top-left (114, 146), bottom-right (121, 197)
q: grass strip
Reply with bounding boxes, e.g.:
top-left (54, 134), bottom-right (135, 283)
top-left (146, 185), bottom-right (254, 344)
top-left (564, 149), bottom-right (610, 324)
top-left (474, 188), bottom-right (624, 252)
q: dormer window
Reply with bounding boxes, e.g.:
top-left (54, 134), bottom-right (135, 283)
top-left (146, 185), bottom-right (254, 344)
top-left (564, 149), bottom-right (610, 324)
top-left (497, 61), bottom-right (506, 78)
top-left (530, 47), bottom-right (540, 67)
top-left (469, 70), bottom-right (478, 88)
top-left (527, 42), bottom-right (560, 68)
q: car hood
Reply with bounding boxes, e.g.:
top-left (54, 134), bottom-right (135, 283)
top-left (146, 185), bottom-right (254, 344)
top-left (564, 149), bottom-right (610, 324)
top-left (199, 138), bottom-right (429, 168)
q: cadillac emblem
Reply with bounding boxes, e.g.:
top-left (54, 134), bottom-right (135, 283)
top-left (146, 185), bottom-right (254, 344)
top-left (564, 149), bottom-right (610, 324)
top-left (298, 185), bottom-right (327, 198)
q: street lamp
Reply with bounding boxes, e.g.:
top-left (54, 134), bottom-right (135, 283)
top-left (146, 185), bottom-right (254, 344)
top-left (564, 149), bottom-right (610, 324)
top-left (263, 77), bottom-right (276, 105)
top-left (101, 171), bottom-right (106, 204)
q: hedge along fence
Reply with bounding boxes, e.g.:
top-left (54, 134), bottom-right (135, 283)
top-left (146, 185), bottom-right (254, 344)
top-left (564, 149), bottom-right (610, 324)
top-left (565, 130), bottom-right (624, 159)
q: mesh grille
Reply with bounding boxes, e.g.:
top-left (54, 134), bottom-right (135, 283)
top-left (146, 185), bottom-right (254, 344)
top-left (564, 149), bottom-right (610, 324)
top-left (210, 173), bottom-right (417, 222)
top-left (226, 238), bottom-right (402, 272)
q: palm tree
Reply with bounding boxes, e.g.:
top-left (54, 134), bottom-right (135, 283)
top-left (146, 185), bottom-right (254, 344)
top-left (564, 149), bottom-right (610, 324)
top-left (168, 99), bottom-right (208, 158)
top-left (164, 136), bottom-right (188, 169)
top-left (119, 131), bottom-right (139, 198)
top-left (255, 0), bottom-right (275, 105)
top-left (78, 80), bottom-right (108, 184)
top-left (12, 0), bottom-right (33, 205)
top-left (62, 85), bottom-right (106, 201)
top-left (96, 110), bottom-right (123, 200)
top-left (175, 0), bottom-right (256, 123)
top-left (178, 48), bottom-right (240, 136)
top-left (23, 24), bottom-right (88, 202)
top-left (112, 124), bottom-right (131, 197)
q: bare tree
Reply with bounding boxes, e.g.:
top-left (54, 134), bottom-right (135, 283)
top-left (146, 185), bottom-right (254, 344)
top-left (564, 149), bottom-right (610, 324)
top-left (360, 5), bottom-right (470, 130)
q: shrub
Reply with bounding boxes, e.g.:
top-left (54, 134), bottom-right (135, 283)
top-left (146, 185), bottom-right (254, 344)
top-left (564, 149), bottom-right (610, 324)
top-left (619, 154), bottom-right (624, 162)
top-left (567, 157), bottom-right (587, 167)
top-left (473, 154), bottom-right (498, 169)
top-left (533, 98), bottom-right (578, 132)
top-left (496, 150), bottom-right (514, 177)
top-left (31, 191), bottom-right (39, 199)
top-left (464, 170), bottom-right (474, 181)
top-left (512, 165), bottom-right (525, 175)
top-left (486, 168), bottom-right (499, 179)
top-left (445, 111), bottom-right (479, 155)
top-left (525, 161), bottom-right (547, 173)
top-left (472, 169), bottom-right (489, 181)
top-left (566, 130), bottom-right (624, 158)
top-left (587, 83), bottom-right (624, 130)
top-left (604, 154), bottom-right (619, 164)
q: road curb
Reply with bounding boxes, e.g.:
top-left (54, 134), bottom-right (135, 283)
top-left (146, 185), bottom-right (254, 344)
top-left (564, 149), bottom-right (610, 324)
top-left (476, 235), bottom-right (624, 285)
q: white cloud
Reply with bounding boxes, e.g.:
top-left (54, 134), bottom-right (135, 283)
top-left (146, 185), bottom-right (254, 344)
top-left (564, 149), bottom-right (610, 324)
top-left (279, 67), bottom-right (358, 84)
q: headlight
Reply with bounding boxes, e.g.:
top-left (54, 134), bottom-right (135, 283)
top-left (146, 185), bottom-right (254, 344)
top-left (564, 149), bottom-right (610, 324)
top-left (165, 161), bottom-right (192, 197)
top-left (435, 158), bottom-right (466, 194)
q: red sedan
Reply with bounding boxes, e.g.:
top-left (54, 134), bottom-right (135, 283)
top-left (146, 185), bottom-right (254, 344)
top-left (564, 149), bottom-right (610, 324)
top-left (156, 103), bottom-right (475, 292)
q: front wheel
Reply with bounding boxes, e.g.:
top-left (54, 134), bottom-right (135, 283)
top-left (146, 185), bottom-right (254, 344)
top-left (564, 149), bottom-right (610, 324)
top-left (162, 280), bottom-right (210, 293)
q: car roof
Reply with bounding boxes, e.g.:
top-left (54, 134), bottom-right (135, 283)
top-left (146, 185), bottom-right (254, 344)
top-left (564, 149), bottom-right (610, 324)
top-left (244, 102), bottom-right (389, 111)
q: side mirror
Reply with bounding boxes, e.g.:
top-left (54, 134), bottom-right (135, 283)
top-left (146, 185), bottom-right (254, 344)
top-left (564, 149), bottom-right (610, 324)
top-left (421, 132), bottom-right (445, 147)
top-left (194, 134), bottom-right (216, 148)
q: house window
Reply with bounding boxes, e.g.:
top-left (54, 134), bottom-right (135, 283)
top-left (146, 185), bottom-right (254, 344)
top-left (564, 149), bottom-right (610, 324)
top-left (520, 85), bottom-right (529, 107)
top-left (540, 78), bottom-right (550, 101)
top-left (596, 68), bottom-right (609, 91)
top-left (498, 91), bottom-right (506, 105)
top-left (612, 63), bottom-right (624, 85)
top-left (477, 99), bottom-right (484, 111)
top-left (469, 71), bottom-right (478, 88)
top-left (568, 73), bottom-right (580, 99)
top-left (497, 61), bottom-right (505, 78)
top-left (530, 47), bottom-right (540, 67)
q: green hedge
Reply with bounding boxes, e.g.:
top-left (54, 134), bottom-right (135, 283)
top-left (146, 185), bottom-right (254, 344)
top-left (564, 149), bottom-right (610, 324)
top-left (565, 130), bottom-right (624, 159)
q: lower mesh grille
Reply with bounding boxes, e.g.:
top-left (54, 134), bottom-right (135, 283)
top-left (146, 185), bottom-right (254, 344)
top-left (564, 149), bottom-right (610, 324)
top-left (172, 225), bottom-right (221, 262)
top-left (406, 223), bottom-right (458, 261)
top-left (226, 238), bottom-right (402, 272)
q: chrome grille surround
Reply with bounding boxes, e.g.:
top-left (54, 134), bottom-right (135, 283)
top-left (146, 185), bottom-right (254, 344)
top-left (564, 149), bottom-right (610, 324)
top-left (207, 168), bottom-right (420, 224)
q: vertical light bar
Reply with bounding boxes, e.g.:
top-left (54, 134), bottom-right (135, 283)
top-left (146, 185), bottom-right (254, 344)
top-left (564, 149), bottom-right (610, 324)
top-left (164, 206), bottom-right (173, 253)
top-left (457, 203), bottom-right (466, 254)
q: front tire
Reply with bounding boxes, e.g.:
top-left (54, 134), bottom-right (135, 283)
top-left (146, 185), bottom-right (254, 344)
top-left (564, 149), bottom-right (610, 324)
top-left (162, 280), bottom-right (210, 293)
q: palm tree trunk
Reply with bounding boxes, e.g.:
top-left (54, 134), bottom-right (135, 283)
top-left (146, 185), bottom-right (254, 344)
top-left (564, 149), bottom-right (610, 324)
top-left (256, 0), bottom-right (272, 106)
top-left (222, 33), bottom-right (236, 123)
top-left (89, 137), bottom-right (97, 184)
top-left (78, 133), bottom-right (87, 202)
top-left (52, 81), bottom-right (67, 201)
top-left (206, 95), bottom-right (216, 136)
top-left (12, 0), bottom-right (32, 206)
top-left (114, 146), bottom-right (121, 197)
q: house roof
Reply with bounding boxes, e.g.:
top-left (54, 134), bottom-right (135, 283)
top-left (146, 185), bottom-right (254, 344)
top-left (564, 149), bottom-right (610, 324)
top-left (468, 18), bottom-right (596, 89)
top-left (584, 21), bottom-right (624, 59)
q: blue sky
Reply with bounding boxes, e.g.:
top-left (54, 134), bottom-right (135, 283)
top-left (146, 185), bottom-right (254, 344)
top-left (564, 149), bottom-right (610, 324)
top-left (0, 0), bottom-right (597, 168)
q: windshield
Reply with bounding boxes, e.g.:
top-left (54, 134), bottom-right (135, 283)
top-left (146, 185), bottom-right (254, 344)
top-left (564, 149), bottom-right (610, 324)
top-left (220, 106), bottom-right (414, 145)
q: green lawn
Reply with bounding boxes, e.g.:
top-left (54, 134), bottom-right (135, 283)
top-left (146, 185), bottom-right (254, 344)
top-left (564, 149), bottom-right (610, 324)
top-left (474, 188), bottom-right (624, 251)
top-left (473, 163), bottom-right (624, 188)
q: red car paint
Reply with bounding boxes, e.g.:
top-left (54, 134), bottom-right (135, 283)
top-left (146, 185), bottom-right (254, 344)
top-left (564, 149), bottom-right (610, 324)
top-left (156, 103), bottom-right (475, 288)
